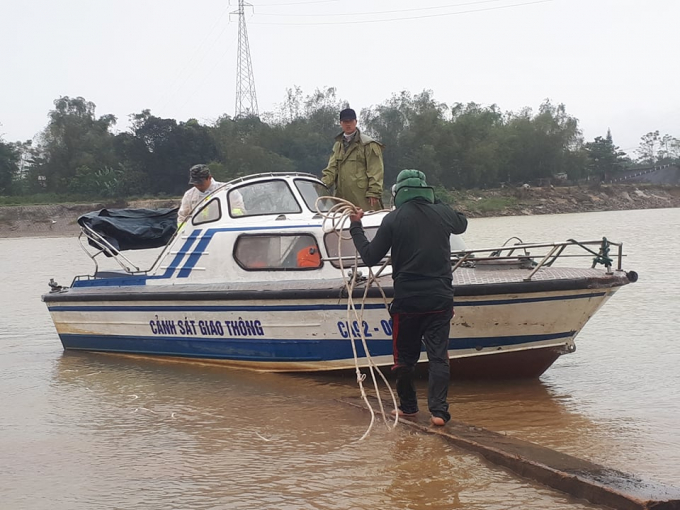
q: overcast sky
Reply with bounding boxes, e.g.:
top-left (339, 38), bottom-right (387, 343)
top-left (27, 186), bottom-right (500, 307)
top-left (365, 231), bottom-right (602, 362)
top-left (2, 0), bottom-right (678, 155)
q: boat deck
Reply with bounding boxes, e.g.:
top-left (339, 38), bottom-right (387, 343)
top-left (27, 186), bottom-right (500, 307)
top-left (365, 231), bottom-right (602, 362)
top-left (45, 266), bottom-right (631, 303)
top-left (453, 266), bottom-right (625, 285)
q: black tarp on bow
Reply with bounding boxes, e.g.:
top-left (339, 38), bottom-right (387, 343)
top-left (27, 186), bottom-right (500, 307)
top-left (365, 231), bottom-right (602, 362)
top-left (77, 207), bottom-right (178, 255)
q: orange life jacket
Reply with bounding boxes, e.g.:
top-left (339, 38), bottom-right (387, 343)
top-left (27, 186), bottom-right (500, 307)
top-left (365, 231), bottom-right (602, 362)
top-left (296, 246), bottom-right (321, 268)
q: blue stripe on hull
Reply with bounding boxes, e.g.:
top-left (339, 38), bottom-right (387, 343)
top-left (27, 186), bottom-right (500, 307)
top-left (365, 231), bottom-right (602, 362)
top-left (47, 292), bottom-right (606, 313)
top-left (58, 331), bottom-right (575, 362)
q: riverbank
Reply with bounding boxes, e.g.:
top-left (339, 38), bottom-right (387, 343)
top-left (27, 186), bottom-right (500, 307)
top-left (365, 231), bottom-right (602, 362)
top-left (448, 182), bottom-right (680, 218)
top-left (2, 183), bottom-right (680, 238)
top-left (0, 199), bottom-right (178, 238)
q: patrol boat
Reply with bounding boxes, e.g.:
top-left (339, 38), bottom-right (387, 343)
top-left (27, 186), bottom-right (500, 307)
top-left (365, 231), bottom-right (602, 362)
top-left (42, 172), bottom-right (637, 379)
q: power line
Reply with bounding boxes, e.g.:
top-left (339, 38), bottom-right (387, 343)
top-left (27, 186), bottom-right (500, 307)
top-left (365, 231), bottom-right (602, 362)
top-left (176, 34), bottom-right (240, 114)
top-left (256, 0), bottom-right (514, 17)
top-left (157, 5), bottom-right (232, 111)
top-left (159, 20), bottom-right (233, 112)
top-left (256, 0), bottom-right (342, 6)
top-left (251, 0), bottom-right (558, 26)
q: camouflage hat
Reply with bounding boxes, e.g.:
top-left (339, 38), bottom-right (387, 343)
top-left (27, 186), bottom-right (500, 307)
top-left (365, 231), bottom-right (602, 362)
top-left (188, 164), bottom-right (211, 185)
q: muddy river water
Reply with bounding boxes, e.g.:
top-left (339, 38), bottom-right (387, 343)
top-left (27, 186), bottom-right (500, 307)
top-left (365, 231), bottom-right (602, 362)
top-left (1, 208), bottom-right (678, 509)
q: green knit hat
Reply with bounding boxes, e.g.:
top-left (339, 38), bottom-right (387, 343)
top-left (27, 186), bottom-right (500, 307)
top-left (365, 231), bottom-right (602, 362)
top-left (393, 169), bottom-right (435, 207)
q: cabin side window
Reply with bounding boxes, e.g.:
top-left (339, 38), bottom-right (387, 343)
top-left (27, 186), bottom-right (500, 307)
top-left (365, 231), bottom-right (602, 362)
top-left (229, 180), bottom-right (301, 218)
top-left (193, 198), bottom-right (221, 225)
top-left (324, 227), bottom-right (383, 268)
top-left (234, 234), bottom-right (322, 270)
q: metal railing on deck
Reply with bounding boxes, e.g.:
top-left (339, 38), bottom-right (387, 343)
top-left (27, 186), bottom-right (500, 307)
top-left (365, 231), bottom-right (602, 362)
top-left (450, 238), bottom-right (622, 281)
top-left (77, 223), bottom-right (143, 275)
top-left (323, 237), bottom-right (624, 282)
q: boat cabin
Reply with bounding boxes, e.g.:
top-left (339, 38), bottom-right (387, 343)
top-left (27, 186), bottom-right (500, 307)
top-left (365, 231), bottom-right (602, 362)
top-left (75, 172), bottom-right (396, 287)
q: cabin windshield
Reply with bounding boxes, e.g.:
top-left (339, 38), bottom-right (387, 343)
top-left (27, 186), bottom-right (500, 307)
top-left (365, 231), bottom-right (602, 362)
top-left (295, 179), bottom-right (334, 212)
top-left (228, 180), bottom-right (301, 218)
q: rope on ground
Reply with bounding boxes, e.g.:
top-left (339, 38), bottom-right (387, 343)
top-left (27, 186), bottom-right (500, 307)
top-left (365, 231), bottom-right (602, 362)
top-left (315, 196), bottom-right (399, 440)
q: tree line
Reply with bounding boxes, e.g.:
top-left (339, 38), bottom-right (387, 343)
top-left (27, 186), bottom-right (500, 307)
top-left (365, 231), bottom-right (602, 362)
top-left (1, 88), bottom-right (679, 199)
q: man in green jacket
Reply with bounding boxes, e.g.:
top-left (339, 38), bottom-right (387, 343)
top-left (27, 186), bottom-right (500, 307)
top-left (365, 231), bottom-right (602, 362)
top-left (321, 108), bottom-right (385, 211)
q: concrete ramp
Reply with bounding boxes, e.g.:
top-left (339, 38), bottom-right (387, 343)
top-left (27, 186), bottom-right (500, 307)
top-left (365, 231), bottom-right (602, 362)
top-left (341, 398), bottom-right (680, 510)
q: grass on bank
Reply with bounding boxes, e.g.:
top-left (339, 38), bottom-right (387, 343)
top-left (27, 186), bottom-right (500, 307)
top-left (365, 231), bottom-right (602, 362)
top-left (435, 187), bottom-right (522, 214)
top-left (467, 196), bottom-right (520, 213)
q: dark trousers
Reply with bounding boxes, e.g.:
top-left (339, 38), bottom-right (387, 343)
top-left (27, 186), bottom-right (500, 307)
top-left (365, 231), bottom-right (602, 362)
top-left (390, 307), bottom-right (453, 422)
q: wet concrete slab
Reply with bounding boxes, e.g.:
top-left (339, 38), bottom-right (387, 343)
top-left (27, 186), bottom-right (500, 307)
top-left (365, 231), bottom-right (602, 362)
top-left (341, 397), bottom-right (680, 510)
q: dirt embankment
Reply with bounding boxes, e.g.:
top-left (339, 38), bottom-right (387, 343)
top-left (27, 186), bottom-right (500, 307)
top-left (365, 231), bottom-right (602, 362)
top-left (0, 199), bottom-right (178, 238)
top-left (1, 184), bottom-right (680, 238)
top-left (451, 183), bottom-right (680, 218)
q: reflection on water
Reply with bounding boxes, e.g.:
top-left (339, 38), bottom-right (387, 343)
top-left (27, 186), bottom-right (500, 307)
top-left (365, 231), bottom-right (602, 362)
top-left (1, 208), bottom-right (680, 509)
top-left (34, 353), bottom-right (598, 510)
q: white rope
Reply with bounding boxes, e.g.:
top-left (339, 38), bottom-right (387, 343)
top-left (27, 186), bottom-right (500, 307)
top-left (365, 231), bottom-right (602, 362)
top-left (315, 196), bottom-right (400, 439)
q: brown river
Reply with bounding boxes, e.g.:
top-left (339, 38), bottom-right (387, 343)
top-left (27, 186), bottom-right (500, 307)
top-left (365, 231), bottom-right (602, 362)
top-left (1, 208), bottom-right (679, 509)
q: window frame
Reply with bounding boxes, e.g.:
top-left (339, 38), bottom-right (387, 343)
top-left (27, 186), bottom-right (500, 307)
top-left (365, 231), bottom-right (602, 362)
top-left (192, 197), bottom-right (222, 226)
top-left (228, 179), bottom-right (302, 219)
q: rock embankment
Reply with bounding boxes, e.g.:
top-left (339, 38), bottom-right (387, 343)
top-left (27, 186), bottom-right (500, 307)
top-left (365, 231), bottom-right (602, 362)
top-left (1, 184), bottom-right (679, 238)
top-left (452, 183), bottom-right (680, 218)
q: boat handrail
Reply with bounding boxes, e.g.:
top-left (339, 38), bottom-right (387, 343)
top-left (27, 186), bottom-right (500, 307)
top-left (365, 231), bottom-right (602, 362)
top-left (77, 223), bottom-right (142, 275)
top-left (224, 172), bottom-right (321, 188)
top-left (453, 238), bottom-right (622, 280)
top-left (323, 238), bottom-right (623, 282)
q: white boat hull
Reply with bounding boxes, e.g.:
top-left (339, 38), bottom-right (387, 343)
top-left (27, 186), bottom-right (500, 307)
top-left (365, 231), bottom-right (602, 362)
top-left (45, 279), bottom-right (621, 378)
top-left (42, 172), bottom-right (635, 379)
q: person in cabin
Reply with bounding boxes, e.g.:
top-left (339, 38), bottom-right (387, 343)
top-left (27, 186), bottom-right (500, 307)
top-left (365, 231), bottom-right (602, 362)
top-left (177, 164), bottom-right (245, 226)
top-left (348, 169), bottom-right (468, 427)
top-left (321, 108), bottom-right (385, 211)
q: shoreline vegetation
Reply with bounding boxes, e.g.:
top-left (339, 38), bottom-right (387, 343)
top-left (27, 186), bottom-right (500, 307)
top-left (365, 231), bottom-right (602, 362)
top-left (2, 92), bottom-right (679, 241)
top-left (2, 182), bottom-right (679, 239)
top-left (2, 92), bottom-right (679, 207)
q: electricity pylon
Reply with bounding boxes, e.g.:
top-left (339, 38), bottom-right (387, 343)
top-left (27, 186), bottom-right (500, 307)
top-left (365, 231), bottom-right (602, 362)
top-left (233, 0), bottom-right (259, 118)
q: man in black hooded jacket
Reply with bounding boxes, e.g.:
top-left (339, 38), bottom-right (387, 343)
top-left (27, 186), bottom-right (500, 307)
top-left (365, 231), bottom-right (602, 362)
top-left (349, 169), bottom-right (467, 426)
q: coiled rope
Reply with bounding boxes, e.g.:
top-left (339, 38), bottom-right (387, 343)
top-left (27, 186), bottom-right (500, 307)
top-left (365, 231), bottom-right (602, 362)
top-left (315, 196), bottom-right (399, 440)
